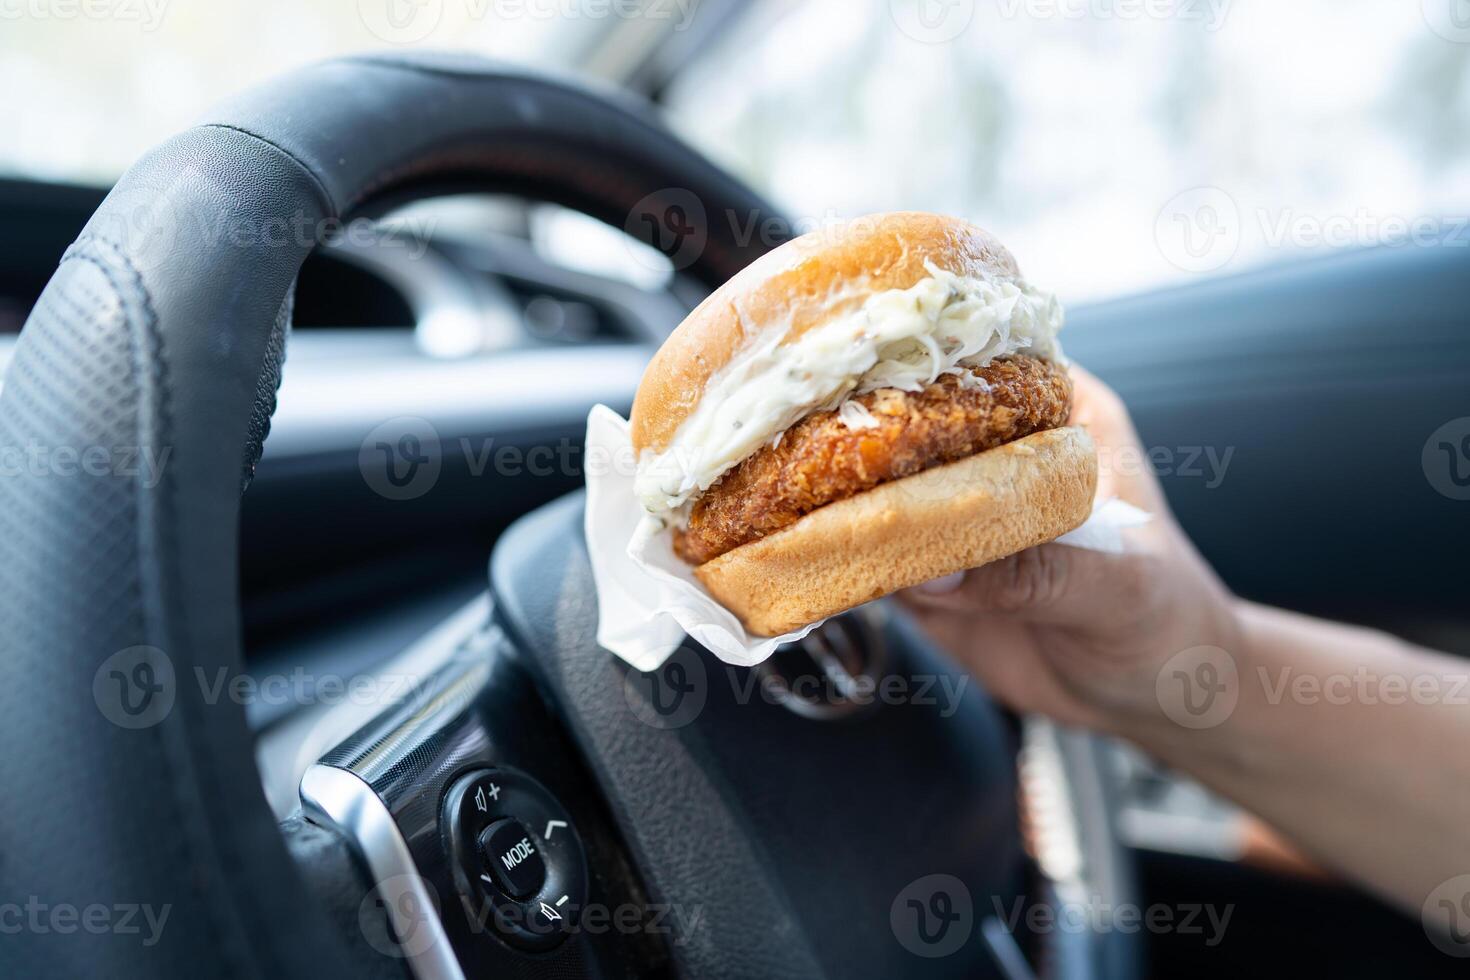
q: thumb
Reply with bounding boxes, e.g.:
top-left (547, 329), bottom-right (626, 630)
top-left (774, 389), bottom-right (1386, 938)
top-left (903, 543), bottom-right (1147, 629)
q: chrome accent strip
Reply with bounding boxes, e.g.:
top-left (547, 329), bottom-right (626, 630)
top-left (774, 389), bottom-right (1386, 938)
top-left (301, 764), bottom-right (466, 980)
top-left (324, 638), bottom-right (494, 781)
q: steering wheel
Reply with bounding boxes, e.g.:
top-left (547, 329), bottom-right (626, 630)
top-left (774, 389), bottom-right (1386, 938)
top-left (0, 53), bottom-right (1138, 979)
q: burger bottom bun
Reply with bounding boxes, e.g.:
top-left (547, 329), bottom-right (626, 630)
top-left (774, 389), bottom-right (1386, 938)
top-left (693, 426), bottom-right (1098, 637)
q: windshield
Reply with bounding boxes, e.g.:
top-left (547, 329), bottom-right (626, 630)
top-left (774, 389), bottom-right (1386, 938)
top-left (3, 0), bottom-right (1465, 302)
top-left (664, 0), bottom-right (1470, 301)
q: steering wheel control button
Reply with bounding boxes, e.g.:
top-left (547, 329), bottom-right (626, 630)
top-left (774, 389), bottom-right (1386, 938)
top-left (479, 819), bottom-right (544, 898)
top-left (442, 767), bottom-right (589, 952)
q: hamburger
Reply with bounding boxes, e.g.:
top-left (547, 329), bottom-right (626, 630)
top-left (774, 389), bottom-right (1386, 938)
top-left (629, 212), bottom-right (1097, 637)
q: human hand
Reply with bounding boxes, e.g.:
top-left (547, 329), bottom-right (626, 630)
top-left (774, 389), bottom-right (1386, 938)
top-left (899, 367), bottom-right (1242, 735)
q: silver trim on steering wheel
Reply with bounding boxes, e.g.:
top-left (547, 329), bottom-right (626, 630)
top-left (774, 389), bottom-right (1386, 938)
top-left (300, 764), bottom-right (466, 980)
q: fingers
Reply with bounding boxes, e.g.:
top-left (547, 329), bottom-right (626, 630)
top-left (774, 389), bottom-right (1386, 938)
top-left (1067, 365), bottom-right (1173, 517)
top-left (912, 571), bottom-right (965, 595)
top-left (903, 543), bottom-right (1151, 630)
top-left (898, 590), bottom-right (1108, 729)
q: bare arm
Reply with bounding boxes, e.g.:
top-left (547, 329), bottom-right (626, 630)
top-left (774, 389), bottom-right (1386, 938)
top-left (1125, 600), bottom-right (1470, 914)
top-left (902, 368), bottom-right (1470, 923)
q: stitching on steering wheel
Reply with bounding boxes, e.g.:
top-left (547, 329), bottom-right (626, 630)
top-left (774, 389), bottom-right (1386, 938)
top-left (199, 123), bottom-right (341, 218)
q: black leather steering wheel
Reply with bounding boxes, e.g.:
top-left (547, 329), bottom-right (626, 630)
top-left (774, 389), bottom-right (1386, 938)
top-left (0, 52), bottom-right (1136, 979)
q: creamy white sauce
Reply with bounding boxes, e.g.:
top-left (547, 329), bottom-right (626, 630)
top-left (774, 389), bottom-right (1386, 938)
top-left (635, 262), bottom-right (1065, 516)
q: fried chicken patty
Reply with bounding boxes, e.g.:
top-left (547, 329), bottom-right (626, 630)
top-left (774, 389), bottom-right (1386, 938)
top-left (674, 354), bottom-right (1073, 564)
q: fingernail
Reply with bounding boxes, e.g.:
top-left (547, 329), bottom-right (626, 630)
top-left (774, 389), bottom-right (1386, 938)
top-left (914, 572), bottom-right (965, 595)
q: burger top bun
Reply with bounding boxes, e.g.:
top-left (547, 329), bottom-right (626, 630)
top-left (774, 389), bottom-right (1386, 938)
top-left (629, 212), bottom-right (1021, 456)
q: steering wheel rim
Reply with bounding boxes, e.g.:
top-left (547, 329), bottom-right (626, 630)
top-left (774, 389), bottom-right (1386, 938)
top-left (0, 51), bottom-right (783, 979)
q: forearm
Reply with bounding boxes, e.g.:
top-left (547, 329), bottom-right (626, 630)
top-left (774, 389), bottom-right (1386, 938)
top-left (1117, 600), bottom-right (1470, 913)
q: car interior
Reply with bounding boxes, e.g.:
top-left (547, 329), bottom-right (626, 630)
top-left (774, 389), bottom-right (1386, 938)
top-left (1, 3), bottom-right (1467, 978)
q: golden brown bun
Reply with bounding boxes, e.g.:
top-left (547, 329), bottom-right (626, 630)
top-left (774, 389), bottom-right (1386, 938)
top-left (630, 212), bottom-right (1021, 455)
top-left (694, 426), bottom-right (1097, 637)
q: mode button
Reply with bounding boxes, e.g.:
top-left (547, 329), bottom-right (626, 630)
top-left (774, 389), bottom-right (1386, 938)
top-left (478, 819), bottom-right (545, 899)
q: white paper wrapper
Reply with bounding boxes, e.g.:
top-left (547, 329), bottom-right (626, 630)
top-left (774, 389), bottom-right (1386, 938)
top-left (585, 405), bottom-right (1150, 672)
